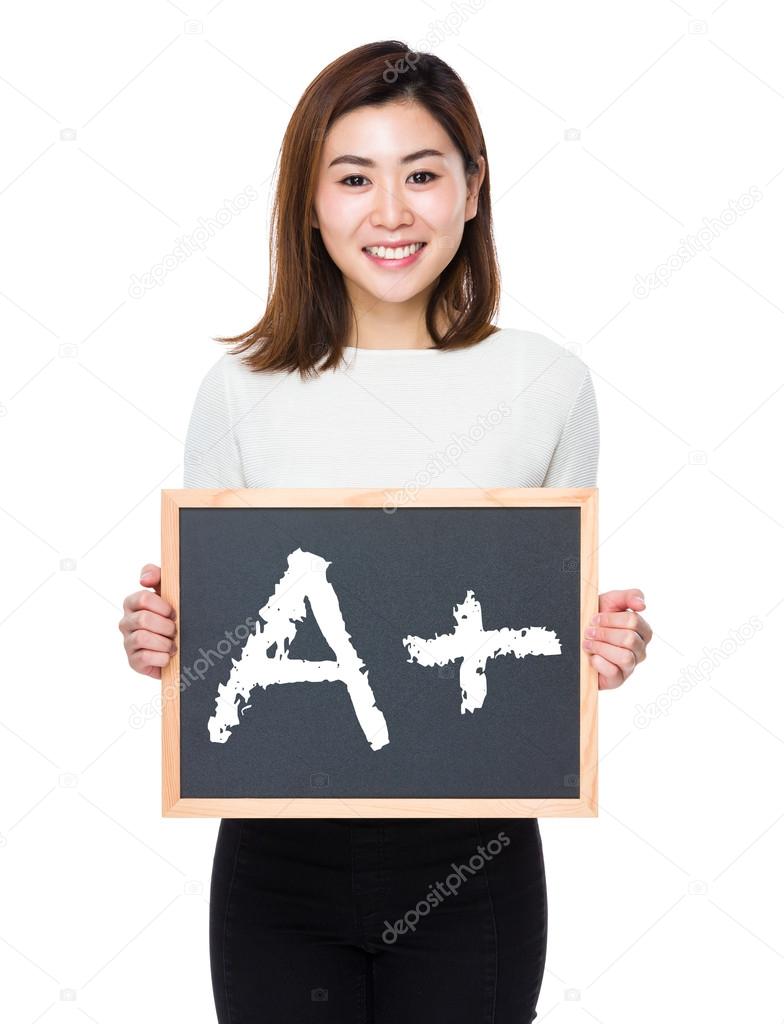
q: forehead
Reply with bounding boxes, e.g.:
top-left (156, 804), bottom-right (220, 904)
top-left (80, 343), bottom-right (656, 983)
top-left (322, 101), bottom-right (455, 163)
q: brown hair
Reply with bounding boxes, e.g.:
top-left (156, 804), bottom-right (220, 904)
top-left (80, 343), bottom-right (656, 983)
top-left (213, 40), bottom-right (502, 379)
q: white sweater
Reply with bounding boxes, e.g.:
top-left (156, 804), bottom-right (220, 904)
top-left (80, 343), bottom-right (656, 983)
top-left (182, 327), bottom-right (599, 492)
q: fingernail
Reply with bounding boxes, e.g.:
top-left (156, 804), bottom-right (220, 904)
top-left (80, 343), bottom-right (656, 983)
top-left (585, 627), bottom-right (596, 638)
top-left (591, 613), bottom-right (599, 625)
top-left (141, 571), bottom-right (152, 580)
top-left (582, 639), bottom-right (593, 651)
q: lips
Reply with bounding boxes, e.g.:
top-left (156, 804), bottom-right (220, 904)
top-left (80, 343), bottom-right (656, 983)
top-left (362, 242), bottom-right (427, 259)
top-left (363, 240), bottom-right (424, 246)
top-left (361, 242), bottom-right (427, 269)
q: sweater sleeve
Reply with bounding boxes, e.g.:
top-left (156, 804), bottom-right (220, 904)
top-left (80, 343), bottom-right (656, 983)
top-left (541, 366), bottom-right (599, 488)
top-left (183, 356), bottom-right (246, 489)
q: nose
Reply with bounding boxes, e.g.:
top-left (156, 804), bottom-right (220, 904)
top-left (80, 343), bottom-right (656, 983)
top-left (370, 181), bottom-right (414, 229)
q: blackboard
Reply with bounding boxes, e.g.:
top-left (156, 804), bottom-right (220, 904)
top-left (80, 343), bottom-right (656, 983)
top-left (160, 488), bottom-right (598, 818)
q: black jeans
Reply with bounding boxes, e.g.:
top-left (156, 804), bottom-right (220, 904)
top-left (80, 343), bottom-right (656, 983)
top-left (209, 817), bottom-right (547, 1023)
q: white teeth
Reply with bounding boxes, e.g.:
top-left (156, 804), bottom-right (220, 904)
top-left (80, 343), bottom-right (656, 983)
top-left (364, 242), bottom-right (425, 260)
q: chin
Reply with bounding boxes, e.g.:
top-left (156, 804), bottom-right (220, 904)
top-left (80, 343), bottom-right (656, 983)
top-left (348, 274), bottom-right (416, 303)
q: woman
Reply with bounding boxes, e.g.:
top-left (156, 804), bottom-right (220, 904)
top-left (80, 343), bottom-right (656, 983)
top-left (118, 40), bottom-right (652, 1023)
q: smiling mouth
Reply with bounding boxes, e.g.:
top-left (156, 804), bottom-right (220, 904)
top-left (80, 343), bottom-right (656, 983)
top-left (362, 242), bottom-right (427, 261)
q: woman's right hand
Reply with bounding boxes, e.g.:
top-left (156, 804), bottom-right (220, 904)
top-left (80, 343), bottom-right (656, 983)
top-left (119, 563), bottom-right (177, 679)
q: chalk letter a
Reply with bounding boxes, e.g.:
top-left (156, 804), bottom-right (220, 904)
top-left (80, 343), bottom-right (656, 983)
top-left (207, 548), bottom-right (390, 751)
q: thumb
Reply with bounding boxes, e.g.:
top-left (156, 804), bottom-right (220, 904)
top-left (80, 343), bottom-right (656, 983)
top-left (598, 588), bottom-right (645, 613)
top-left (140, 564), bottom-right (161, 596)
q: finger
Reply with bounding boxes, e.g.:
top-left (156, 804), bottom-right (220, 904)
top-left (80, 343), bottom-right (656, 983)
top-left (132, 608), bottom-right (177, 639)
top-left (598, 589), bottom-right (646, 614)
top-left (591, 609), bottom-right (652, 645)
top-left (129, 649), bottom-right (170, 676)
top-left (126, 588), bottom-right (176, 622)
top-left (127, 629), bottom-right (177, 655)
top-left (584, 626), bottom-right (646, 663)
top-left (590, 651), bottom-right (625, 690)
top-left (137, 664), bottom-right (162, 680)
top-left (582, 638), bottom-right (637, 680)
top-left (140, 563), bottom-right (161, 597)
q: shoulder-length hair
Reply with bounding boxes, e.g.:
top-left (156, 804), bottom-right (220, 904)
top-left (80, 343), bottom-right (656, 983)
top-left (214, 39), bottom-right (501, 379)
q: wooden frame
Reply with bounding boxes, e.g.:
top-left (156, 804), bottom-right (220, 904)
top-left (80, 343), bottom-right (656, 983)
top-left (161, 487), bottom-right (598, 818)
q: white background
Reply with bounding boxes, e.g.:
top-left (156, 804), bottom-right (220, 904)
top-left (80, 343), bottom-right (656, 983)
top-left (1, 1), bottom-right (782, 1021)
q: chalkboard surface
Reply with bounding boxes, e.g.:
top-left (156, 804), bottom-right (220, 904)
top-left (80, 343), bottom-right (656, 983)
top-left (160, 488), bottom-right (598, 817)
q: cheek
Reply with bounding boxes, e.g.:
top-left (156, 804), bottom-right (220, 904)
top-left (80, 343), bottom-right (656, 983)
top-left (417, 195), bottom-right (466, 261)
top-left (314, 190), bottom-right (349, 236)
top-left (414, 194), bottom-right (467, 259)
top-left (418, 184), bottom-right (464, 226)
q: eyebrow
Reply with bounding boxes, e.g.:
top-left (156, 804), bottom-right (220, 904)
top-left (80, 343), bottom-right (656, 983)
top-left (327, 148), bottom-right (447, 169)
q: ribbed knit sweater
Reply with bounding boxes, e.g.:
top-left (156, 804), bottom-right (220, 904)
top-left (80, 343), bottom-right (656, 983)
top-left (183, 327), bottom-right (599, 493)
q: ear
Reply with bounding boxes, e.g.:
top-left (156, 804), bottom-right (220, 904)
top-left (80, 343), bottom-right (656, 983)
top-left (465, 155), bottom-right (486, 222)
top-left (311, 208), bottom-right (320, 231)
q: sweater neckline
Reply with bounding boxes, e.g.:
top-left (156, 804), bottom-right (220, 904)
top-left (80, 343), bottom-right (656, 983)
top-left (345, 328), bottom-right (506, 354)
top-left (347, 344), bottom-right (441, 353)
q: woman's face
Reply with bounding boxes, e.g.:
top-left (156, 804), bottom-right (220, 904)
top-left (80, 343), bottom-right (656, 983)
top-left (311, 100), bottom-right (485, 311)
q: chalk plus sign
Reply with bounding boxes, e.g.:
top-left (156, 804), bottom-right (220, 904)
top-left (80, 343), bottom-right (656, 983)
top-left (402, 590), bottom-right (562, 714)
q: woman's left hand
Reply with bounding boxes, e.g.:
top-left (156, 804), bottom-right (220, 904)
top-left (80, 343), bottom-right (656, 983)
top-left (583, 588), bottom-right (652, 691)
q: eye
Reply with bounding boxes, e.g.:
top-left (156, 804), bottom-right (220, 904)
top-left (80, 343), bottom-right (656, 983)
top-left (409, 171), bottom-right (439, 185)
top-left (339, 171), bottom-right (440, 187)
top-left (340, 174), bottom-right (370, 187)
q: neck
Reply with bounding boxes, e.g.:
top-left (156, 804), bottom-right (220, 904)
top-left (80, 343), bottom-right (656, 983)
top-left (352, 340), bottom-right (436, 350)
top-left (346, 283), bottom-right (450, 350)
